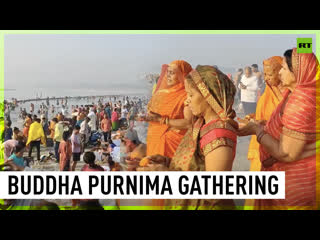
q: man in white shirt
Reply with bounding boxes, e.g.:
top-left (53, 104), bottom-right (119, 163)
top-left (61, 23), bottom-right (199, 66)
top-left (120, 106), bottom-right (128, 128)
top-left (80, 117), bottom-right (91, 153)
top-left (238, 66), bottom-right (259, 115)
top-left (88, 108), bottom-right (97, 132)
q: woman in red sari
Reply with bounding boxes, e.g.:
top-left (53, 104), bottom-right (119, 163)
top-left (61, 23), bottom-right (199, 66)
top-left (238, 48), bottom-right (319, 210)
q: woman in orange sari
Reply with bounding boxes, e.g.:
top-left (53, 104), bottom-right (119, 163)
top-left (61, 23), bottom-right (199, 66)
top-left (23, 114), bottom-right (32, 138)
top-left (238, 48), bottom-right (320, 210)
top-left (245, 56), bottom-right (286, 208)
top-left (145, 60), bottom-right (193, 159)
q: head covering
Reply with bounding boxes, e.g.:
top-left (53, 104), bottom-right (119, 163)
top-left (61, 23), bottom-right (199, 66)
top-left (148, 60), bottom-right (192, 116)
top-left (262, 56), bottom-right (284, 100)
top-left (281, 48), bottom-right (319, 137)
top-left (153, 60), bottom-right (192, 94)
top-left (187, 65), bottom-right (238, 139)
top-left (189, 65), bottom-right (237, 120)
top-left (263, 56), bottom-right (282, 76)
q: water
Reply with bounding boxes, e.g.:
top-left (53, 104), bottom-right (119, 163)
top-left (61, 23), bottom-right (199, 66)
top-left (8, 95), bottom-right (150, 130)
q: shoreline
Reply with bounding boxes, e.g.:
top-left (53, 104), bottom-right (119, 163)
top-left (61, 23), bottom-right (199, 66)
top-left (9, 93), bottom-right (148, 104)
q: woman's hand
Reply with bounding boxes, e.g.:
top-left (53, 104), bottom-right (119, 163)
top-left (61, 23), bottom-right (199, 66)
top-left (145, 112), bottom-right (161, 123)
top-left (147, 154), bottom-right (171, 167)
top-left (237, 120), bottom-right (263, 136)
top-left (136, 163), bottom-right (169, 171)
top-left (125, 157), bottom-right (140, 171)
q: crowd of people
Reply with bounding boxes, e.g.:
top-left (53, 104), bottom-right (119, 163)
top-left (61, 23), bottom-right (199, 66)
top-left (1, 46), bottom-right (319, 210)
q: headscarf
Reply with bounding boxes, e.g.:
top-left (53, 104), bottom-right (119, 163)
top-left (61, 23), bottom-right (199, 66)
top-left (188, 65), bottom-right (238, 139)
top-left (169, 65), bottom-right (237, 171)
top-left (147, 60), bottom-right (192, 117)
top-left (282, 48), bottom-right (319, 138)
top-left (263, 56), bottom-right (283, 79)
top-left (262, 56), bottom-right (284, 101)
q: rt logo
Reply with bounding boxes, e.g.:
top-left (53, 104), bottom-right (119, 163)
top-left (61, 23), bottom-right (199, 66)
top-left (297, 38), bottom-right (313, 53)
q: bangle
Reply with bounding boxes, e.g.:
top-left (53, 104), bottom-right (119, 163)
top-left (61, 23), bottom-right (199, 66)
top-left (160, 117), bottom-right (166, 125)
top-left (165, 117), bottom-right (169, 125)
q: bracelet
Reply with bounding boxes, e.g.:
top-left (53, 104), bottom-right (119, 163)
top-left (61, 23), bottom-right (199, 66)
top-left (165, 117), bottom-right (169, 125)
top-left (160, 117), bottom-right (166, 125)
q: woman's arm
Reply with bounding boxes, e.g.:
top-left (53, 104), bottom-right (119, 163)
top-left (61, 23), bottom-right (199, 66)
top-left (205, 146), bottom-right (234, 171)
top-left (167, 106), bottom-right (193, 130)
top-left (238, 122), bottom-right (314, 163)
top-left (259, 131), bottom-right (315, 163)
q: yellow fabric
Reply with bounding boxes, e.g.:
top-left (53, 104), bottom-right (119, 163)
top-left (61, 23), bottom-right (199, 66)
top-left (245, 84), bottom-right (282, 208)
top-left (26, 122), bottom-right (46, 146)
top-left (54, 123), bottom-right (64, 142)
top-left (152, 83), bottom-right (157, 95)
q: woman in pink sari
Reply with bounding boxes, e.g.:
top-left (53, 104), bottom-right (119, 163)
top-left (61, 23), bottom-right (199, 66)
top-left (237, 48), bottom-right (319, 210)
top-left (111, 107), bottom-right (120, 131)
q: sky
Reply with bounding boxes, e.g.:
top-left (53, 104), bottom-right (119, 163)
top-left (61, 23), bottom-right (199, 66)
top-left (4, 34), bottom-right (316, 99)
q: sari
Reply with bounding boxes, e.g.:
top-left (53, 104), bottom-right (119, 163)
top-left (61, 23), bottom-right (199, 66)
top-left (111, 111), bottom-right (119, 131)
top-left (146, 60), bottom-right (192, 159)
top-left (164, 65), bottom-right (238, 210)
top-left (49, 121), bottom-right (56, 139)
top-left (245, 56), bottom-right (284, 208)
top-left (255, 48), bottom-right (320, 210)
top-left (23, 117), bottom-right (32, 138)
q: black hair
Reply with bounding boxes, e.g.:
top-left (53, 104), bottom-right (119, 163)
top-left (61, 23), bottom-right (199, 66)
top-left (284, 49), bottom-right (293, 72)
top-left (6, 120), bottom-right (12, 127)
top-left (251, 64), bottom-right (258, 69)
top-left (62, 131), bottom-right (70, 141)
top-left (83, 151), bottom-right (96, 167)
top-left (238, 68), bottom-right (243, 72)
top-left (74, 125), bottom-right (80, 130)
top-left (15, 142), bottom-right (26, 153)
top-left (27, 114), bottom-right (32, 118)
top-left (36, 118), bottom-right (41, 123)
top-left (108, 158), bottom-right (115, 168)
top-left (13, 127), bottom-right (19, 132)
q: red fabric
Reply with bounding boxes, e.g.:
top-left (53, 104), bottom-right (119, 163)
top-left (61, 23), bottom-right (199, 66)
top-left (111, 111), bottom-right (118, 122)
top-left (81, 164), bottom-right (105, 171)
top-left (200, 129), bottom-right (237, 149)
top-left (256, 49), bottom-right (319, 208)
top-left (59, 140), bottom-right (72, 171)
top-left (282, 48), bottom-right (319, 134)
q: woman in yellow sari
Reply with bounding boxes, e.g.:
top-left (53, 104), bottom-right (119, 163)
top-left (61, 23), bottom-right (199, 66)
top-left (245, 56), bottom-right (285, 208)
top-left (139, 65), bottom-right (238, 210)
top-left (145, 60), bottom-right (193, 159)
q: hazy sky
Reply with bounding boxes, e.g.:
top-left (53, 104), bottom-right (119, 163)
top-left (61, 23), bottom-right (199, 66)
top-left (4, 34), bottom-right (316, 97)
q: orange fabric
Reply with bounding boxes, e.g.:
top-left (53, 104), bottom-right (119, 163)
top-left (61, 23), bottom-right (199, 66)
top-left (245, 56), bottom-right (284, 208)
top-left (23, 118), bottom-right (32, 138)
top-left (146, 60), bottom-right (192, 209)
top-left (146, 60), bottom-right (192, 158)
top-left (49, 121), bottom-right (56, 139)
